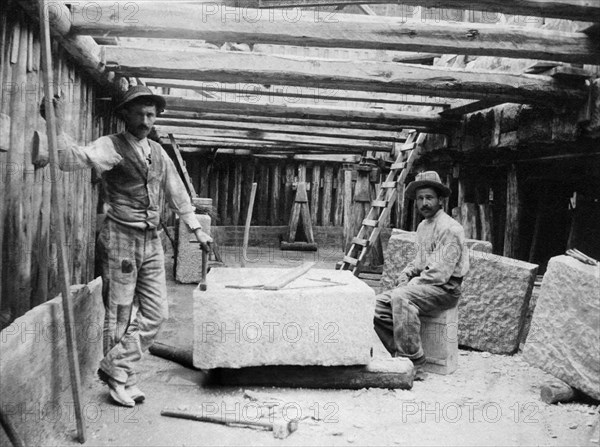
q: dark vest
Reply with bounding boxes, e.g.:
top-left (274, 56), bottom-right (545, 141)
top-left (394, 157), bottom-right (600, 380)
top-left (102, 133), bottom-right (164, 228)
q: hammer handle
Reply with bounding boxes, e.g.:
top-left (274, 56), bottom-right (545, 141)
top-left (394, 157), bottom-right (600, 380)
top-left (199, 250), bottom-right (208, 291)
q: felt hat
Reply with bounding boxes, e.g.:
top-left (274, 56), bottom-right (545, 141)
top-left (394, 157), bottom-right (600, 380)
top-left (114, 85), bottom-right (166, 113)
top-left (405, 171), bottom-right (451, 199)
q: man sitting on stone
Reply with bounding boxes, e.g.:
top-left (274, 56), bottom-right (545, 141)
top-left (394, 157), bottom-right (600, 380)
top-left (373, 171), bottom-right (469, 371)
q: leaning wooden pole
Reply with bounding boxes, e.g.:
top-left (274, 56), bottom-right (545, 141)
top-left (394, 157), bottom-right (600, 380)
top-left (38, 1), bottom-right (86, 443)
top-left (241, 183), bottom-right (258, 268)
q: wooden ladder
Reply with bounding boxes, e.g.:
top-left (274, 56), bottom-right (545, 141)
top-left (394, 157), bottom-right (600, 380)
top-left (340, 130), bottom-right (425, 276)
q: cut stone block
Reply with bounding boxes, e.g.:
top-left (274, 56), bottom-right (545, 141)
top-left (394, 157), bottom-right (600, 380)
top-left (193, 267), bottom-right (375, 369)
top-left (175, 214), bottom-right (211, 283)
top-left (420, 307), bottom-right (458, 375)
top-left (460, 253), bottom-right (537, 354)
top-left (523, 255), bottom-right (600, 400)
top-left (380, 229), bottom-right (492, 291)
top-left (0, 278), bottom-right (103, 447)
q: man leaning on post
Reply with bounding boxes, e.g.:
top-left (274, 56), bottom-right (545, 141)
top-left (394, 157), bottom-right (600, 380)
top-left (373, 171), bottom-right (469, 373)
top-left (41, 86), bottom-right (213, 407)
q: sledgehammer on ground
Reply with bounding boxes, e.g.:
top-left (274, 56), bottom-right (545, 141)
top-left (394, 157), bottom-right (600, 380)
top-left (161, 408), bottom-right (298, 439)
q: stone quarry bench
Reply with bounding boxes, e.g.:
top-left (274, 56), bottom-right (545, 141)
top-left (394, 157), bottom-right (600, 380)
top-left (193, 267), bottom-right (375, 369)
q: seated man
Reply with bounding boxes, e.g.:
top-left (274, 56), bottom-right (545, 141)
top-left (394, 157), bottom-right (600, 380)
top-left (374, 171), bottom-right (469, 370)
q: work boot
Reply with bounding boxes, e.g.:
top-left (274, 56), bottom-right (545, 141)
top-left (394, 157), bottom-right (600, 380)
top-left (98, 369), bottom-right (135, 407)
top-left (126, 385), bottom-right (146, 403)
top-left (412, 355), bottom-right (427, 381)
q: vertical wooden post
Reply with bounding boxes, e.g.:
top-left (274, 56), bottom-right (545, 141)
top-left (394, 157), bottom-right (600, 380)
top-left (39, 1), bottom-right (86, 441)
top-left (199, 160), bottom-right (209, 198)
top-left (283, 164), bottom-right (295, 224)
top-left (218, 161), bottom-right (229, 225)
top-left (209, 163), bottom-right (219, 222)
top-left (503, 164), bottom-right (520, 258)
top-left (270, 164), bottom-right (281, 225)
top-left (231, 162), bottom-right (242, 226)
top-left (322, 165), bottom-right (333, 226)
top-left (256, 163), bottom-right (269, 225)
top-left (310, 165), bottom-right (321, 226)
top-left (343, 169), bottom-right (353, 251)
top-left (5, 13), bottom-right (28, 317)
top-left (479, 204), bottom-right (493, 243)
top-left (333, 167), bottom-right (344, 227)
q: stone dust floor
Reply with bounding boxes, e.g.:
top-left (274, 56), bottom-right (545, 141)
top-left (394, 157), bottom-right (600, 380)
top-left (22, 245), bottom-right (600, 446)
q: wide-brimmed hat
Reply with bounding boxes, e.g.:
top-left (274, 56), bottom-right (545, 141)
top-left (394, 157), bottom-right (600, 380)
top-left (114, 85), bottom-right (166, 113)
top-left (405, 171), bottom-right (451, 199)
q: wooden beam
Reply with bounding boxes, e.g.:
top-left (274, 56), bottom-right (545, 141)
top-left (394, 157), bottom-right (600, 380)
top-left (104, 47), bottom-right (588, 106)
top-left (156, 125), bottom-right (394, 150)
top-left (68, 4), bottom-right (600, 64)
top-left (160, 111), bottom-right (428, 132)
top-left (155, 118), bottom-right (406, 142)
top-left (440, 100), bottom-right (504, 116)
top-left (16, 0), bottom-right (107, 85)
top-left (257, 0), bottom-right (600, 22)
top-left (165, 137), bottom-right (384, 153)
top-left (160, 96), bottom-right (453, 129)
top-left (145, 78), bottom-right (451, 108)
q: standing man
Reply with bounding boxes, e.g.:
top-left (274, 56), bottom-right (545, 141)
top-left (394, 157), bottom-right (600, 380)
top-left (48, 86), bottom-right (212, 407)
top-left (373, 171), bottom-right (469, 371)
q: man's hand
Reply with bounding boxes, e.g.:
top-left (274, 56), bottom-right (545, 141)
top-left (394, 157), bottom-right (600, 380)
top-left (40, 93), bottom-right (66, 132)
top-left (194, 228), bottom-right (213, 253)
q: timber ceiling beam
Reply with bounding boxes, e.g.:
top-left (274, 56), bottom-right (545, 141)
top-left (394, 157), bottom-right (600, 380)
top-left (257, 0), bottom-right (600, 22)
top-left (159, 95), bottom-right (454, 131)
top-left (144, 79), bottom-right (451, 108)
top-left (104, 47), bottom-right (588, 106)
top-left (160, 111), bottom-right (416, 132)
top-left (16, 0), bottom-right (108, 85)
top-left (160, 135), bottom-right (384, 153)
top-left (155, 118), bottom-right (407, 142)
top-left (155, 125), bottom-right (396, 150)
top-left (68, 4), bottom-right (600, 64)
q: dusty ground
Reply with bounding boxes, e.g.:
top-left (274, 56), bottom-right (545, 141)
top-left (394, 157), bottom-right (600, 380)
top-left (44, 245), bottom-right (600, 446)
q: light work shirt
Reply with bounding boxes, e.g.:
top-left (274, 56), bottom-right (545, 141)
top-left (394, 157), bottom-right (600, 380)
top-left (401, 209), bottom-right (470, 286)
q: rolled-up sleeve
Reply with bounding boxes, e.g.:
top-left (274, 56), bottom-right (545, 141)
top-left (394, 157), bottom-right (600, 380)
top-left (162, 152), bottom-right (201, 231)
top-left (58, 133), bottom-right (122, 174)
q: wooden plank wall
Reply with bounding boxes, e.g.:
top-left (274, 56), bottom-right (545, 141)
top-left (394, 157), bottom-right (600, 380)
top-left (0, 5), bottom-right (116, 323)
top-left (184, 154), bottom-right (355, 228)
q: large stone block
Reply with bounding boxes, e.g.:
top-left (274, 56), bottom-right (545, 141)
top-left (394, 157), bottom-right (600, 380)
top-left (523, 255), bottom-right (600, 399)
top-left (459, 253), bottom-right (537, 354)
top-left (175, 214), bottom-right (211, 283)
top-left (380, 229), bottom-right (492, 291)
top-left (0, 278), bottom-right (104, 446)
top-left (193, 267), bottom-right (375, 369)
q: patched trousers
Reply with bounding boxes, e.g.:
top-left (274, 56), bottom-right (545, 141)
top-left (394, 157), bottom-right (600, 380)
top-left (373, 279), bottom-right (461, 360)
top-left (96, 218), bottom-right (168, 385)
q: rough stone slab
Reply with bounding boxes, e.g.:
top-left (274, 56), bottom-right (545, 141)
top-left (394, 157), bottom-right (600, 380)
top-left (380, 229), bottom-right (492, 291)
top-left (175, 214), bottom-right (211, 283)
top-left (523, 255), bottom-right (600, 399)
top-left (0, 278), bottom-right (104, 447)
top-left (460, 253), bottom-right (537, 354)
top-left (193, 268), bottom-right (374, 369)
